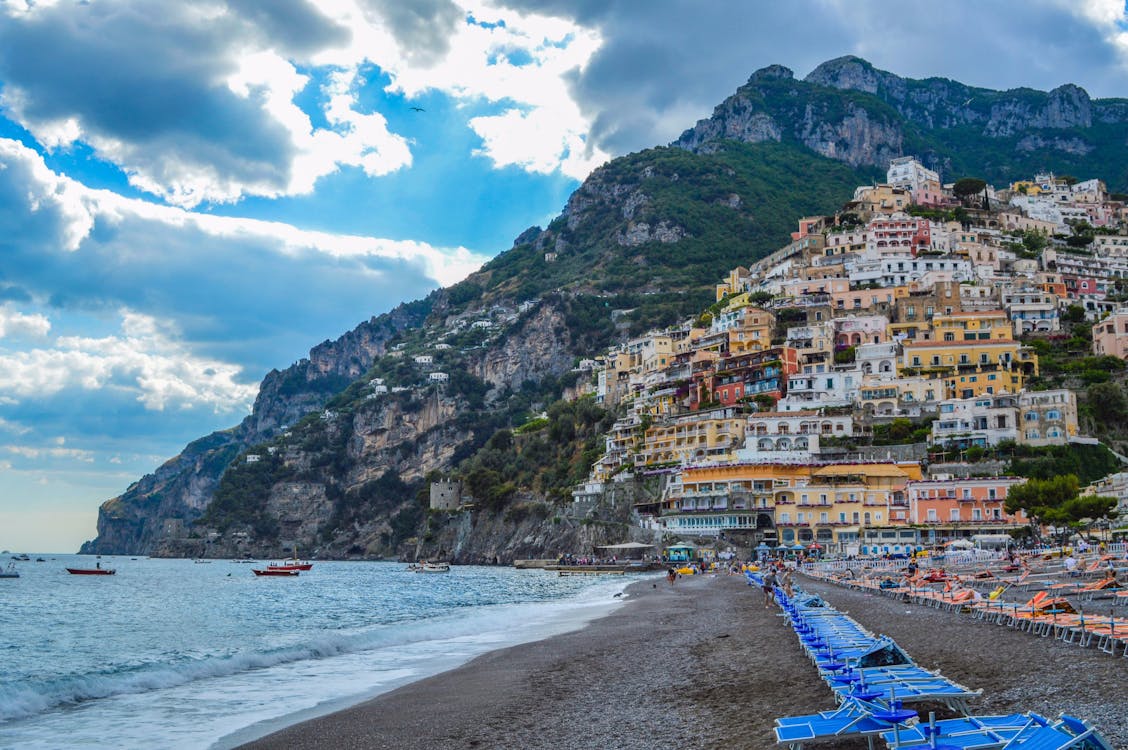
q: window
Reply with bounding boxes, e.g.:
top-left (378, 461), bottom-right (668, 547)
top-left (1046, 410), bottom-right (1061, 420)
top-left (927, 509), bottom-right (938, 521)
top-left (950, 508), bottom-right (961, 521)
top-left (1025, 412), bottom-right (1038, 422)
top-left (820, 512), bottom-right (828, 523)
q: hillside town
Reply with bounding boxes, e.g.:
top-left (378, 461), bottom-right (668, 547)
top-left (573, 157), bottom-right (1128, 556)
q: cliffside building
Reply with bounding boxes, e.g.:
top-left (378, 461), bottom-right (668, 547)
top-left (429, 479), bottom-right (462, 511)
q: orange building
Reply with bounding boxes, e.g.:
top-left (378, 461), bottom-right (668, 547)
top-left (906, 477), bottom-right (1028, 539)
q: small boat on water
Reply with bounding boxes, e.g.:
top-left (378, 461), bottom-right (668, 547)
top-left (0, 563), bottom-right (19, 579)
top-left (66, 566), bottom-right (115, 575)
top-left (413, 561), bottom-right (451, 573)
top-left (267, 556), bottom-right (313, 571)
top-left (252, 568), bottom-right (299, 577)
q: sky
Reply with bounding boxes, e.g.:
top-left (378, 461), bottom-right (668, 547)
top-left (2, 0), bottom-right (1127, 553)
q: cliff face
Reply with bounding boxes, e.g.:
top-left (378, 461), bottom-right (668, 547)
top-left (81, 300), bottom-right (431, 555)
top-left (675, 56), bottom-right (1128, 187)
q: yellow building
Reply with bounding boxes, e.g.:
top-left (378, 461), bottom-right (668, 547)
top-left (715, 266), bottom-right (751, 301)
top-left (901, 339), bottom-right (1037, 399)
top-left (637, 414), bottom-right (747, 467)
top-left (658, 461), bottom-right (923, 550)
top-left (929, 310), bottom-right (1012, 343)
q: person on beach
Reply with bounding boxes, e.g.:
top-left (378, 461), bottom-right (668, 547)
top-left (781, 566), bottom-right (794, 597)
top-left (761, 568), bottom-right (778, 607)
top-left (667, 568), bottom-right (677, 585)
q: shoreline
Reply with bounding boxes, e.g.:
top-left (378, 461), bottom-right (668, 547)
top-left (214, 571), bottom-right (642, 749)
top-left (234, 573), bottom-right (821, 750)
top-left (235, 572), bottom-right (1128, 750)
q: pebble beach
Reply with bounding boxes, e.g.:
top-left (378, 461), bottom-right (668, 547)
top-left (237, 572), bottom-right (1127, 749)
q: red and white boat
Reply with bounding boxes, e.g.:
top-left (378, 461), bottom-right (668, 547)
top-left (66, 567), bottom-right (115, 575)
top-left (252, 568), bottom-right (299, 577)
top-left (267, 556), bottom-right (313, 572)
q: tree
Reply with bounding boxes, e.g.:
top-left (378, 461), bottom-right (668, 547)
top-left (1004, 474), bottom-right (1080, 540)
top-left (1062, 304), bottom-right (1086, 324)
top-left (953, 177), bottom-right (987, 207)
top-left (748, 291), bottom-right (774, 305)
top-left (1059, 494), bottom-right (1118, 539)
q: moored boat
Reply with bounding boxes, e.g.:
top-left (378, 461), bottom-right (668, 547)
top-left (252, 568), bottom-right (299, 577)
top-left (66, 566), bottom-right (115, 575)
top-left (267, 560), bottom-right (313, 571)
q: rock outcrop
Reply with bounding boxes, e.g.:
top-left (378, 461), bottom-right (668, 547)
top-left (675, 55), bottom-right (1128, 178)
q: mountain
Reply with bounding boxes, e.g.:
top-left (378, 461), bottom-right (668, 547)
top-left (676, 56), bottom-right (1128, 192)
top-left (81, 57), bottom-right (1128, 559)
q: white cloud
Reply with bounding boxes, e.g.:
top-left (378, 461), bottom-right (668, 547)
top-left (370, 0), bottom-right (609, 179)
top-left (2, 136), bottom-right (487, 287)
top-left (0, 309), bottom-right (259, 412)
top-left (5, 444), bottom-right (95, 462)
top-left (0, 418), bottom-right (30, 435)
top-left (0, 0), bottom-right (605, 206)
top-left (1064, 0), bottom-right (1128, 65)
top-left (0, 303), bottom-right (50, 338)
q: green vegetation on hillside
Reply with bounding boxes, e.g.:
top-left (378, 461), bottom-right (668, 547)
top-left (456, 396), bottom-right (614, 510)
top-left (458, 142), bottom-right (869, 312)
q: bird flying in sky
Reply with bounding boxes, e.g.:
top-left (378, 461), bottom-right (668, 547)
top-left (409, 106), bottom-right (425, 112)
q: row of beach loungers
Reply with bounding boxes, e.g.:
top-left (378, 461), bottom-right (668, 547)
top-left (804, 562), bottom-right (1128, 659)
top-left (747, 571), bottom-right (1115, 749)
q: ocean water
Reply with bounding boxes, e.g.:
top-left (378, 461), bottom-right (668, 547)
top-left (0, 556), bottom-right (637, 749)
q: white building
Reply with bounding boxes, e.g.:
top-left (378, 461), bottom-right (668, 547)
top-left (886, 157), bottom-right (944, 206)
top-left (777, 369), bottom-right (860, 411)
top-left (930, 394), bottom-right (1019, 448)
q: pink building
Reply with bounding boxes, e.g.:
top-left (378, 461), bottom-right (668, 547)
top-left (907, 477), bottom-right (1027, 533)
top-left (866, 215), bottom-right (932, 256)
top-left (1092, 310), bottom-right (1128, 359)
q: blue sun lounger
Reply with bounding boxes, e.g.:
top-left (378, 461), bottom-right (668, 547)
top-left (880, 712), bottom-right (1035, 748)
top-left (775, 697), bottom-right (912, 749)
top-left (998, 714), bottom-right (1116, 749)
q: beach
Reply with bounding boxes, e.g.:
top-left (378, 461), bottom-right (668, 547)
top-left (238, 572), bottom-right (1127, 750)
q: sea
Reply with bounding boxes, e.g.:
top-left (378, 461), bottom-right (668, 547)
top-left (0, 555), bottom-right (638, 749)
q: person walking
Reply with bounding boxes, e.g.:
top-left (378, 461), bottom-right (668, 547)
top-left (761, 567), bottom-right (778, 607)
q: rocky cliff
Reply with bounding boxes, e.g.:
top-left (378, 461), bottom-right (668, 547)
top-left (80, 299), bottom-right (431, 555)
top-left (675, 56), bottom-right (1128, 188)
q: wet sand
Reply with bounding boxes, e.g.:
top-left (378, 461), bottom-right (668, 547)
top-left (238, 572), bottom-right (1127, 750)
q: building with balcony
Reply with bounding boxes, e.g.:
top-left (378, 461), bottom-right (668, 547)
top-left (637, 410), bottom-right (746, 467)
top-left (930, 394), bottom-right (1019, 448)
top-left (1017, 389), bottom-right (1078, 446)
top-left (906, 477), bottom-right (1027, 538)
top-left (1092, 309), bottom-right (1128, 359)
